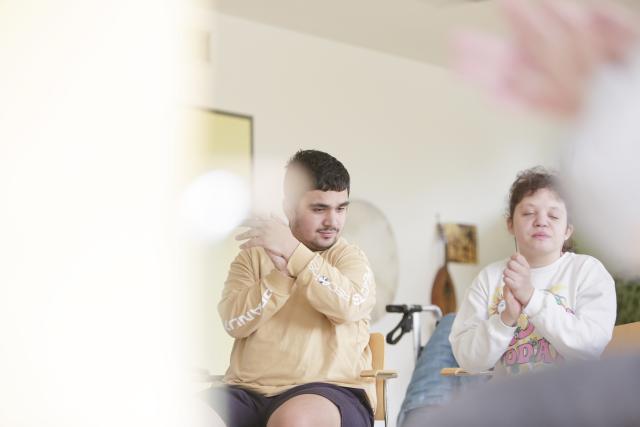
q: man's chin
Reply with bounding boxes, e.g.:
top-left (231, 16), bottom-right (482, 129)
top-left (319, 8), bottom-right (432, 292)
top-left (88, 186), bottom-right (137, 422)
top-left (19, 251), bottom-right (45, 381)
top-left (309, 237), bottom-right (338, 252)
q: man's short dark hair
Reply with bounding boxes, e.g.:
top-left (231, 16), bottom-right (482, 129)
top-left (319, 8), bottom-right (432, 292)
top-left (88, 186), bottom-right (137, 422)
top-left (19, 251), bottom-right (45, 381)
top-left (284, 150), bottom-right (350, 200)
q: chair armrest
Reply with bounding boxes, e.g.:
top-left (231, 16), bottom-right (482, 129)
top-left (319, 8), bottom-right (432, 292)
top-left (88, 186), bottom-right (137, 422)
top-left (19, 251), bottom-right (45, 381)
top-left (440, 367), bottom-right (494, 377)
top-left (360, 369), bottom-right (398, 380)
top-left (193, 368), bottom-right (225, 383)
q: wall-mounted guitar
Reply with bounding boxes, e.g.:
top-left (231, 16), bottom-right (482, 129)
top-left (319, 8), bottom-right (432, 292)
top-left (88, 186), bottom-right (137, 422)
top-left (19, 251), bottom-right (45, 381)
top-left (430, 220), bottom-right (457, 315)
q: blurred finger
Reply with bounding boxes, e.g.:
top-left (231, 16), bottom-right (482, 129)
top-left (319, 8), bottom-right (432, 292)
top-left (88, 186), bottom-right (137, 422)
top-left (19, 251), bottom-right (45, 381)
top-left (452, 31), bottom-right (513, 88)
top-left (239, 237), bottom-right (263, 249)
top-left (240, 218), bottom-right (265, 228)
top-left (540, 0), bottom-right (603, 74)
top-left (504, 64), bottom-right (578, 116)
top-left (266, 248), bottom-right (284, 258)
top-left (235, 229), bottom-right (259, 241)
top-left (270, 213), bottom-right (288, 225)
top-left (453, 31), bottom-right (537, 110)
top-left (505, 0), bottom-right (595, 117)
top-left (591, 3), bottom-right (640, 62)
top-left (503, 0), bottom-right (560, 73)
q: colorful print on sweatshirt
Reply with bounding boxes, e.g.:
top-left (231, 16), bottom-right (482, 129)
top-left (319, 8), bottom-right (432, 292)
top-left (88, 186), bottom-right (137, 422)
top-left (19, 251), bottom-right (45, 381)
top-left (489, 284), bottom-right (573, 375)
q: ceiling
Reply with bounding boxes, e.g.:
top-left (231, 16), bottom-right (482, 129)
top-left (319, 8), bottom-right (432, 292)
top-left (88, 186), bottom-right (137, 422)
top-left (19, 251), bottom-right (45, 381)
top-left (206, 0), bottom-right (639, 68)
top-left (208, 0), bottom-right (504, 67)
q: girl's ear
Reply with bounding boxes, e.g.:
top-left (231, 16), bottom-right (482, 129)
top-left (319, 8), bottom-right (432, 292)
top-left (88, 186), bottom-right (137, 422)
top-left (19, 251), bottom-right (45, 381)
top-left (565, 223), bottom-right (574, 240)
top-left (507, 217), bottom-right (514, 235)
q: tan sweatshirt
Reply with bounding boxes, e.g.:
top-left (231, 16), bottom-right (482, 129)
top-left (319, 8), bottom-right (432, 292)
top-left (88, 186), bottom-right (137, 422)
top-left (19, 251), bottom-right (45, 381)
top-left (218, 237), bottom-right (377, 408)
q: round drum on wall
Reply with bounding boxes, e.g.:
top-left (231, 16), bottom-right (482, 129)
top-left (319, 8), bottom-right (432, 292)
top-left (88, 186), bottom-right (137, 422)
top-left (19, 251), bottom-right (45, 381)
top-left (341, 199), bottom-right (398, 322)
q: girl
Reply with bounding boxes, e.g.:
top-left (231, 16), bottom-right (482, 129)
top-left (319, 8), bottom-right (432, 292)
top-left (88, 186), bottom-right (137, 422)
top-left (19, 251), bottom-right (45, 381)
top-left (450, 167), bottom-right (616, 375)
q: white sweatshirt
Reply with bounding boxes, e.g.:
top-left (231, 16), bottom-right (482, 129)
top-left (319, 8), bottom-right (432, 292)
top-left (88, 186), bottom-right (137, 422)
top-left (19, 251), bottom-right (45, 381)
top-left (450, 252), bottom-right (616, 374)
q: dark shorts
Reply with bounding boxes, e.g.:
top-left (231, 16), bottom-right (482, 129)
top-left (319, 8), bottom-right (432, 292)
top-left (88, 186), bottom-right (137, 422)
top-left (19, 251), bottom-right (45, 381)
top-left (201, 382), bottom-right (374, 427)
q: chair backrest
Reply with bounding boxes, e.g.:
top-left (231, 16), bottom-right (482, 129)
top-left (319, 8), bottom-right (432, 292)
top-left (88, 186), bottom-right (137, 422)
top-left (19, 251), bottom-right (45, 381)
top-left (602, 321), bottom-right (640, 358)
top-left (369, 332), bottom-right (385, 421)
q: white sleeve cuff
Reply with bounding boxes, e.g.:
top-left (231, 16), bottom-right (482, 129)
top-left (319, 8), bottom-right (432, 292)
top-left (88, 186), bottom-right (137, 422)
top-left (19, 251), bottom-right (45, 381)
top-left (523, 288), bottom-right (545, 318)
top-left (491, 313), bottom-right (517, 335)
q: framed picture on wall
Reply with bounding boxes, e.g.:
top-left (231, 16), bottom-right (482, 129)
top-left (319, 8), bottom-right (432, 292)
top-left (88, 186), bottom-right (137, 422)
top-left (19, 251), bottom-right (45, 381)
top-left (183, 108), bottom-right (253, 186)
top-left (442, 223), bottom-right (477, 264)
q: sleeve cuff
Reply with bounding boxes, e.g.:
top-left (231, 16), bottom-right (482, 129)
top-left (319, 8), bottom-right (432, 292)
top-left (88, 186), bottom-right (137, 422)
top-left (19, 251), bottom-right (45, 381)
top-left (491, 313), bottom-right (518, 334)
top-left (264, 269), bottom-right (295, 295)
top-left (286, 243), bottom-right (316, 277)
top-left (523, 289), bottom-right (544, 318)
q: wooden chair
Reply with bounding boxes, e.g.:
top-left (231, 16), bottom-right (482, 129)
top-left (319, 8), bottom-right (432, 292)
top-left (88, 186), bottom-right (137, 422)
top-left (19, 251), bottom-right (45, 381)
top-left (360, 332), bottom-right (398, 426)
top-left (440, 367), bottom-right (493, 376)
top-left (602, 321), bottom-right (640, 357)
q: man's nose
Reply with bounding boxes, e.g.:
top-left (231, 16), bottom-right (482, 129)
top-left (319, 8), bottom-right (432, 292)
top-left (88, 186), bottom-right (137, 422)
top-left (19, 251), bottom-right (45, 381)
top-left (323, 210), bottom-right (337, 227)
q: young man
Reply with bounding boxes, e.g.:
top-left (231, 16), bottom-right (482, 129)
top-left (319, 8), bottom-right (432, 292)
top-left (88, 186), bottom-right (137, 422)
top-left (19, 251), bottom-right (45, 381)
top-left (204, 149), bottom-right (376, 427)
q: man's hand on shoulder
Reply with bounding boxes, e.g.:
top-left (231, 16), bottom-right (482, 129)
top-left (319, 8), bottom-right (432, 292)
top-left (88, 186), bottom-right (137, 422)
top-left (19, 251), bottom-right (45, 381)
top-left (265, 249), bottom-right (292, 277)
top-left (236, 214), bottom-right (299, 261)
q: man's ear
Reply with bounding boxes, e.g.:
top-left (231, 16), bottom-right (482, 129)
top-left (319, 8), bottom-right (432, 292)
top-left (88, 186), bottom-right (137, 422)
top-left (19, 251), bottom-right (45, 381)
top-left (565, 223), bottom-right (574, 241)
top-left (507, 217), bottom-right (514, 235)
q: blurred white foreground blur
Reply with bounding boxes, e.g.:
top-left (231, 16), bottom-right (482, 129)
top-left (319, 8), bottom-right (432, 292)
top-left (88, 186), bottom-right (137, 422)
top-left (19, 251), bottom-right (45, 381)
top-left (0, 1), bottom-right (210, 426)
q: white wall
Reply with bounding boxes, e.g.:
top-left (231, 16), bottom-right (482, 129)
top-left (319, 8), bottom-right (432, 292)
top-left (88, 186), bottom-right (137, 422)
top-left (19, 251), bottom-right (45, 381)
top-left (188, 10), bottom-right (564, 426)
